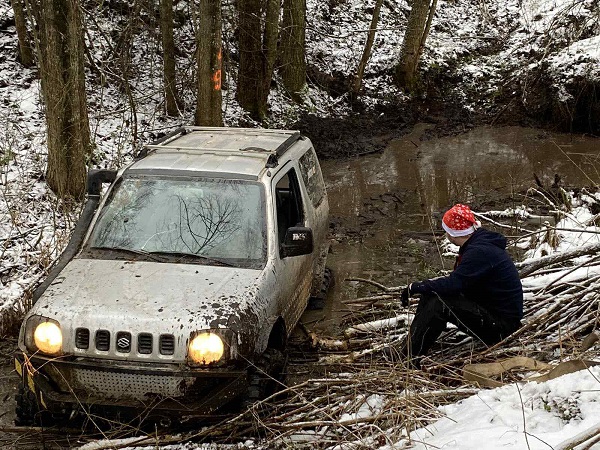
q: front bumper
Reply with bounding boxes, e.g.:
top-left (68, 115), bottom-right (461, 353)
top-left (15, 352), bottom-right (248, 417)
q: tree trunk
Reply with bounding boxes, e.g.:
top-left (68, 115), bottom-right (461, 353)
top-left (160, 0), bottom-right (180, 116)
top-left (195, 0), bottom-right (222, 126)
top-left (352, 0), bottom-right (384, 95)
top-left (417, 0), bottom-right (437, 64)
top-left (262, 0), bottom-right (280, 106)
top-left (280, 0), bottom-right (306, 101)
top-left (10, 0), bottom-right (34, 67)
top-left (35, 0), bottom-right (90, 200)
top-left (395, 0), bottom-right (436, 92)
top-left (237, 0), bottom-right (266, 119)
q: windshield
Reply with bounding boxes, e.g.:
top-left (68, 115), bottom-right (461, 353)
top-left (86, 175), bottom-right (266, 267)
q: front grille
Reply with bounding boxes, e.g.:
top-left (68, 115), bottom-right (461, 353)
top-left (159, 334), bottom-right (175, 355)
top-left (75, 329), bottom-right (179, 356)
top-left (75, 328), bottom-right (89, 349)
top-left (138, 333), bottom-right (153, 354)
top-left (95, 330), bottom-right (110, 351)
top-left (116, 332), bottom-right (132, 353)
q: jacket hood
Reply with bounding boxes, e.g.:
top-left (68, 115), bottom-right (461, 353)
top-left (463, 228), bottom-right (507, 251)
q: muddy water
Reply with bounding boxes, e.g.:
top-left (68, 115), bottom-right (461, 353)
top-left (304, 125), bottom-right (600, 332)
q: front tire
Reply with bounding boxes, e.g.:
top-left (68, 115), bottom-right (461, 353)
top-left (244, 348), bottom-right (287, 408)
top-left (15, 382), bottom-right (40, 426)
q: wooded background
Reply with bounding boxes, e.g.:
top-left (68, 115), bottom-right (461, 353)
top-left (8, 0), bottom-right (437, 199)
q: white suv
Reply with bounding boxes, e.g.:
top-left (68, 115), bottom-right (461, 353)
top-left (15, 127), bottom-right (329, 424)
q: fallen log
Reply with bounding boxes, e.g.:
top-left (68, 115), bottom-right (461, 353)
top-left (516, 241), bottom-right (600, 276)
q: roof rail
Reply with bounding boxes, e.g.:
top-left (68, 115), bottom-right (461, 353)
top-left (274, 131), bottom-right (301, 157)
top-left (135, 127), bottom-right (188, 159)
top-left (139, 127), bottom-right (302, 166)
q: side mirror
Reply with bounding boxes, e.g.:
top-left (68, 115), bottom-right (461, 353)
top-left (281, 227), bottom-right (314, 258)
top-left (87, 169), bottom-right (117, 196)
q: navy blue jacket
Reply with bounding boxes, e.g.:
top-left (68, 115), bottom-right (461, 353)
top-left (410, 229), bottom-right (523, 320)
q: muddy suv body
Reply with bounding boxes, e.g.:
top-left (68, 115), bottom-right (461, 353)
top-left (15, 127), bottom-right (329, 422)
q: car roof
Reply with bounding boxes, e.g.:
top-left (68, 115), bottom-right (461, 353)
top-left (128, 127), bottom-right (302, 179)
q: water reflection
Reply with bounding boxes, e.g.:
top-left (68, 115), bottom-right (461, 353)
top-left (307, 126), bottom-right (600, 331)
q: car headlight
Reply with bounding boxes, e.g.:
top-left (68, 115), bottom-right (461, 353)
top-left (24, 316), bottom-right (63, 356)
top-left (188, 332), bottom-right (224, 365)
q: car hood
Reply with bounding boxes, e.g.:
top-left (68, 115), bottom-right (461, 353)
top-left (31, 258), bottom-right (263, 334)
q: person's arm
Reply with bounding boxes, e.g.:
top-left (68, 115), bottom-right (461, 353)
top-left (410, 247), bottom-right (494, 296)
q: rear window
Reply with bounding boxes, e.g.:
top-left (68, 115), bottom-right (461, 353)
top-left (298, 148), bottom-right (326, 208)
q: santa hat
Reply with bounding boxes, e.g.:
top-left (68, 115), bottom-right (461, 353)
top-left (442, 204), bottom-right (480, 237)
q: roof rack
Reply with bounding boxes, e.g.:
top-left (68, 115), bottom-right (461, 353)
top-left (140, 127), bottom-right (302, 167)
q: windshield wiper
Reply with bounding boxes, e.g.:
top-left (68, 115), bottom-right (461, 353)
top-left (91, 247), bottom-right (167, 263)
top-left (147, 251), bottom-right (237, 267)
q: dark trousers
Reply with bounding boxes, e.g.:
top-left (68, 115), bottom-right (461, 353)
top-left (408, 292), bottom-right (521, 357)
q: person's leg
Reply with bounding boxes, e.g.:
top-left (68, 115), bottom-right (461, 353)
top-left (408, 293), bottom-right (449, 357)
top-left (408, 292), bottom-right (518, 357)
top-left (432, 293), bottom-right (518, 346)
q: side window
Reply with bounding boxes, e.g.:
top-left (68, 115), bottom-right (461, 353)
top-left (275, 169), bottom-right (305, 246)
top-left (298, 148), bottom-right (326, 208)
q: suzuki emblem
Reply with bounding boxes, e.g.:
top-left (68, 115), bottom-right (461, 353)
top-left (117, 336), bottom-right (130, 349)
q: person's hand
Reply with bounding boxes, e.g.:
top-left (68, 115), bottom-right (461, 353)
top-left (401, 284), bottom-right (411, 307)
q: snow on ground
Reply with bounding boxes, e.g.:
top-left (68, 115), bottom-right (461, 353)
top-left (523, 191), bottom-right (600, 260)
top-left (406, 366), bottom-right (600, 450)
top-left (75, 366), bottom-right (600, 450)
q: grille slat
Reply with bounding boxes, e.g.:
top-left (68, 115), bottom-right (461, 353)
top-left (159, 334), bottom-right (175, 355)
top-left (78, 330), bottom-right (176, 356)
top-left (138, 333), bottom-right (153, 354)
top-left (95, 330), bottom-right (110, 351)
top-left (75, 328), bottom-right (90, 349)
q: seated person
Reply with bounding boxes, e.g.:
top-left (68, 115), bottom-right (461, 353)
top-left (401, 204), bottom-right (523, 359)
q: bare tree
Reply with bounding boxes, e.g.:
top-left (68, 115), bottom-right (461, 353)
top-left (395, 0), bottom-right (437, 92)
top-left (160, 0), bottom-right (181, 116)
top-left (352, 0), bottom-right (384, 95)
top-left (196, 0), bottom-right (223, 126)
top-left (34, 0), bottom-right (90, 199)
top-left (10, 0), bottom-right (34, 67)
top-left (237, 0), bottom-right (280, 120)
top-left (263, 0), bottom-right (280, 105)
top-left (279, 0), bottom-right (306, 101)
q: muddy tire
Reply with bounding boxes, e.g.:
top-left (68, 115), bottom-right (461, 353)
top-left (14, 383), bottom-right (39, 426)
top-left (243, 348), bottom-right (287, 409)
top-left (308, 267), bottom-right (333, 310)
top-left (14, 382), bottom-right (65, 426)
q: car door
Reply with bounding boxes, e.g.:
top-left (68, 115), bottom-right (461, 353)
top-left (272, 163), bottom-right (313, 334)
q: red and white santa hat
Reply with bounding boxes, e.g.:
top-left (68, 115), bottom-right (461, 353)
top-left (442, 204), bottom-right (480, 237)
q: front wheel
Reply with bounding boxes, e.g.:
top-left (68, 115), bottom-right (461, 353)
top-left (14, 382), bottom-right (41, 426)
top-left (244, 348), bottom-right (287, 408)
top-left (15, 381), bottom-right (66, 427)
